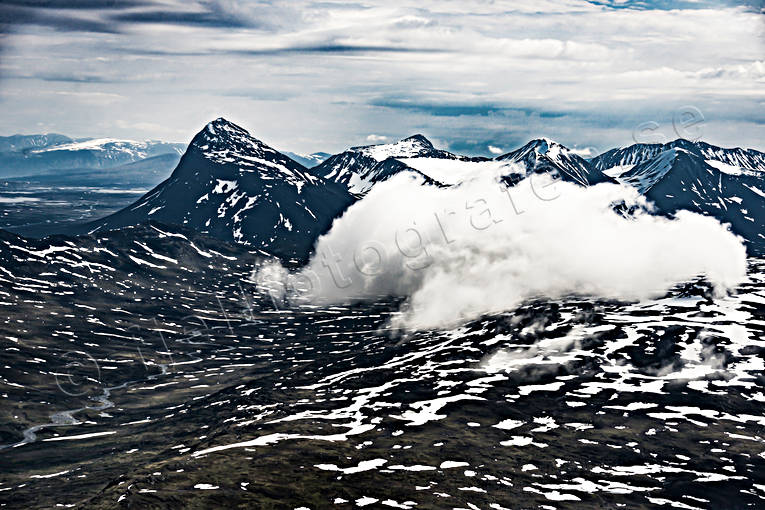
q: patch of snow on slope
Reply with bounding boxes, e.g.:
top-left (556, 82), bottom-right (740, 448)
top-left (212, 180), bottom-right (238, 194)
top-left (32, 138), bottom-right (139, 152)
top-left (603, 165), bottom-right (634, 178)
top-left (358, 138), bottom-right (431, 162)
top-left (706, 160), bottom-right (744, 175)
top-left (743, 184), bottom-right (765, 199)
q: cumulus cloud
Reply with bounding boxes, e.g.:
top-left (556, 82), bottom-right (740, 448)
top-left (258, 168), bottom-right (747, 331)
top-left (366, 134), bottom-right (389, 143)
top-left (488, 145), bottom-right (503, 154)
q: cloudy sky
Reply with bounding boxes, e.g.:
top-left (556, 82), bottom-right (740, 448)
top-left (0, 0), bottom-right (763, 156)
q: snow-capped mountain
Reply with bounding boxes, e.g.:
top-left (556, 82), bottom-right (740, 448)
top-left (313, 134), bottom-right (474, 194)
top-left (82, 118), bottom-right (354, 261)
top-left (695, 141), bottom-right (765, 176)
top-left (591, 139), bottom-right (765, 178)
top-left (314, 135), bottom-right (614, 196)
top-left (0, 134), bottom-right (185, 178)
top-left (617, 147), bottom-right (686, 194)
top-left (412, 136), bottom-right (764, 254)
top-left (496, 138), bottom-right (611, 186)
top-left (600, 142), bottom-right (765, 253)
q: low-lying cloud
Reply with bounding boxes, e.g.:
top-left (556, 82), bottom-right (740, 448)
top-left (258, 167), bottom-right (747, 331)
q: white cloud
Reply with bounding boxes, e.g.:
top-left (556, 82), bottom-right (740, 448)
top-left (261, 170), bottom-right (747, 331)
top-left (366, 134), bottom-right (389, 143)
top-left (568, 146), bottom-right (598, 157)
top-left (488, 145), bottom-right (503, 154)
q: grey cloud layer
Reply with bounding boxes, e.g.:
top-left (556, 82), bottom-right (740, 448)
top-left (0, 0), bottom-right (762, 155)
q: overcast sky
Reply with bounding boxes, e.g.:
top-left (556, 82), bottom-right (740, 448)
top-left (0, 0), bottom-right (762, 156)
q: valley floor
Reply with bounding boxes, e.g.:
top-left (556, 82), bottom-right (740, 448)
top-left (0, 181), bottom-right (146, 238)
top-left (0, 233), bottom-right (763, 509)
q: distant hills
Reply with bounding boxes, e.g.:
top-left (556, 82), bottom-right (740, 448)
top-left (283, 151), bottom-right (331, 169)
top-left (0, 133), bottom-right (185, 186)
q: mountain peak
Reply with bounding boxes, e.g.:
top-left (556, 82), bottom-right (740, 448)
top-left (201, 117), bottom-right (250, 138)
top-left (617, 146), bottom-right (702, 194)
top-left (190, 117), bottom-right (271, 159)
top-left (665, 138), bottom-right (702, 153)
top-left (349, 134), bottom-right (439, 162)
top-left (401, 134), bottom-right (433, 147)
top-left (178, 119), bottom-right (325, 187)
top-left (497, 137), bottom-right (572, 162)
top-left (494, 137), bottom-right (604, 186)
top-left (526, 137), bottom-right (569, 152)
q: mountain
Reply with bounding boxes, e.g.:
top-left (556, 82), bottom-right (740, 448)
top-left (312, 134), bottom-right (475, 194)
top-left (313, 135), bottom-right (611, 196)
top-left (0, 133), bottom-right (73, 152)
top-left (591, 139), bottom-right (765, 178)
top-left (80, 118), bottom-right (355, 261)
top-left (283, 151), bottom-right (331, 168)
top-left (695, 141), bottom-right (765, 175)
top-left (601, 141), bottom-right (765, 253)
top-left (496, 138), bottom-right (611, 186)
top-left (0, 135), bottom-right (185, 178)
top-left (4, 153), bottom-right (182, 188)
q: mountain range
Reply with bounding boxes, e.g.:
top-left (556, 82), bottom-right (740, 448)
top-left (0, 133), bottom-right (185, 185)
top-left (311, 133), bottom-right (489, 194)
top-left (3, 118), bottom-right (764, 257)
